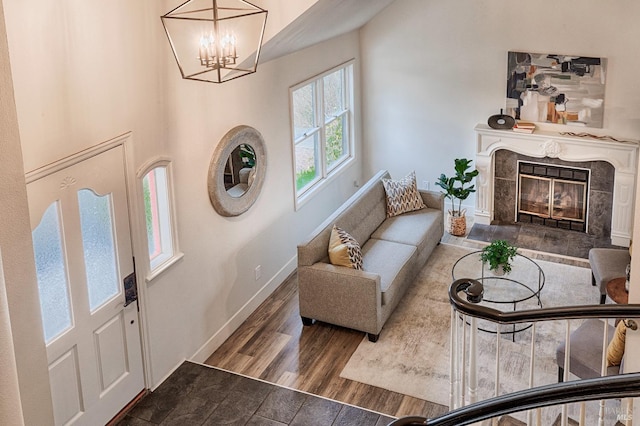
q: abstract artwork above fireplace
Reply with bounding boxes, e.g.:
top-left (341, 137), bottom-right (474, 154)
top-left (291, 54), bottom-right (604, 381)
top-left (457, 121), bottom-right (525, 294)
top-left (505, 51), bottom-right (607, 128)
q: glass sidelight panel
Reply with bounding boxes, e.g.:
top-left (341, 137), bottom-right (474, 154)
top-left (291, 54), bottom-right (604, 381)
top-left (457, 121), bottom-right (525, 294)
top-left (32, 202), bottom-right (72, 343)
top-left (78, 189), bottom-right (120, 312)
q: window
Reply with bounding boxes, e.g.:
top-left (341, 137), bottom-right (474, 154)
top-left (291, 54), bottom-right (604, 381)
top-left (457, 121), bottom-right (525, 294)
top-left (138, 159), bottom-right (182, 281)
top-left (291, 61), bottom-right (354, 206)
top-left (32, 202), bottom-right (72, 343)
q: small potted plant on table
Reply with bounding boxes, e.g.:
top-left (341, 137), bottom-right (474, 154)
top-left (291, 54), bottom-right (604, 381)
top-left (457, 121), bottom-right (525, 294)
top-left (480, 239), bottom-right (518, 275)
top-left (436, 158), bottom-right (479, 236)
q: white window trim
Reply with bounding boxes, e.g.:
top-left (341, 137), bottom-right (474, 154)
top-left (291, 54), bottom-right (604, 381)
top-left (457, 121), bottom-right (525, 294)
top-left (290, 59), bottom-right (356, 211)
top-left (136, 157), bottom-right (183, 282)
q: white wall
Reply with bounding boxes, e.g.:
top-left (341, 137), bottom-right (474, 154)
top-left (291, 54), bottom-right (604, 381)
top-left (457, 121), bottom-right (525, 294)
top-left (251, 0), bottom-right (318, 41)
top-left (0, 1), bottom-right (53, 424)
top-left (2, 0), bottom-right (363, 402)
top-left (3, 0), bottom-right (166, 171)
top-left (360, 0), bottom-right (640, 211)
top-left (146, 30), bottom-right (363, 385)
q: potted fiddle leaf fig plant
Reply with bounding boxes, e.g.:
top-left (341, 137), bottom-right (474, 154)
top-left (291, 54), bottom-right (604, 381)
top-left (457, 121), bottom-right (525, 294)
top-left (436, 158), bottom-right (479, 236)
top-left (480, 239), bottom-right (518, 275)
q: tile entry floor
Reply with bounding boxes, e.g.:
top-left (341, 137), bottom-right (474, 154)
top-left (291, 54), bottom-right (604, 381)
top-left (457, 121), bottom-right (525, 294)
top-left (117, 362), bottom-right (395, 426)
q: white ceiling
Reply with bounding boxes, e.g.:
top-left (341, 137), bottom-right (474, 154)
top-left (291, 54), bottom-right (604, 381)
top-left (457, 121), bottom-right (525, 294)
top-left (258, 0), bottom-right (397, 64)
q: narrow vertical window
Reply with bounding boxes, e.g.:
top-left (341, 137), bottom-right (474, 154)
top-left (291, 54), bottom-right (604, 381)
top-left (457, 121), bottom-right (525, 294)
top-left (290, 61), bottom-right (355, 207)
top-left (138, 160), bottom-right (182, 280)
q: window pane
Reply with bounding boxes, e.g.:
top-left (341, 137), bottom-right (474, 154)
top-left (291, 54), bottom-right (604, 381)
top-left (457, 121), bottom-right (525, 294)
top-left (143, 166), bottom-right (174, 270)
top-left (143, 172), bottom-right (160, 259)
top-left (293, 83), bottom-right (316, 139)
top-left (78, 189), bottom-right (120, 312)
top-left (326, 115), bottom-right (347, 169)
top-left (324, 69), bottom-right (344, 118)
top-left (32, 202), bottom-right (72, 343)
top-left (295, 134), bottom-right (320, 191)
top-left (290, 62), bottom-right (353, 203)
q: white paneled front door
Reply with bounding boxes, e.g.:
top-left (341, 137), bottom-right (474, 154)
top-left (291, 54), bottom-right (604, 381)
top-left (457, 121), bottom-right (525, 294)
top-left (27, 144), bottom-right (144, 426)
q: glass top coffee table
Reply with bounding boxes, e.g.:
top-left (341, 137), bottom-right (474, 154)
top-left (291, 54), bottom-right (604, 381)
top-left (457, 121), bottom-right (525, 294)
top-left (452, 250), bottom-right (545, 338)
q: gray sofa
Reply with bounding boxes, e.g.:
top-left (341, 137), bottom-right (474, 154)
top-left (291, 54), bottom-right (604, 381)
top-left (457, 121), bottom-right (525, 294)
top-left (297, 170), bottom-right (445, 342)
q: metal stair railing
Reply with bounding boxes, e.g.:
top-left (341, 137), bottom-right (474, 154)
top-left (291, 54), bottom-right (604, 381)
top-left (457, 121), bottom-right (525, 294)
top-left (446, 278), bottom-right (640, 426)
top-left (388, 372), bottom-right (640, 426)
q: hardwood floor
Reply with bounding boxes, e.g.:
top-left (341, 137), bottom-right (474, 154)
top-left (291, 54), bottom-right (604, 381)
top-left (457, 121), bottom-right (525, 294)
top-left (205, 219), bottom-right (589, 420)
top-left (205, 271), bottom-right (448, 419)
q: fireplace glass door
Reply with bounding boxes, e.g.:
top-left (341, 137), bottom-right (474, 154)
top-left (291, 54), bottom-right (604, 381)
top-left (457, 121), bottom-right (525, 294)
top-left (552, 179), bottom-right (587, 221)
top-left (519, 176), bottom-right (551, 217)
top-left (517, 162), bottom-right (589, 232)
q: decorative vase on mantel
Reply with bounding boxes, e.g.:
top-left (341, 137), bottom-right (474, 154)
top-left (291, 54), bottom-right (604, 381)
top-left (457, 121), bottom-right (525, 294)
top-left (447, 209), bottom-right (467, 237)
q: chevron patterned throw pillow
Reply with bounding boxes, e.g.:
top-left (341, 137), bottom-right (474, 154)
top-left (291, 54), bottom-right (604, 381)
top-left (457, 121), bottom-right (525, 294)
top-left (381, 171), bottom-right (426, 217)
top-left (328, 225), bottom-right (364, 270)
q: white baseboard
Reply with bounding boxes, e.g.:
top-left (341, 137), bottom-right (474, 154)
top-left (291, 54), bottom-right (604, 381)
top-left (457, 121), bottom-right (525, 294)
top-left (189, 255), bottom-right (298, 364)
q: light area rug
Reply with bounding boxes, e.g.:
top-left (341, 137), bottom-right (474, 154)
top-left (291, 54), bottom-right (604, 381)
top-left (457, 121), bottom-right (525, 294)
top-left (339, 243), bottom-right (619, 421)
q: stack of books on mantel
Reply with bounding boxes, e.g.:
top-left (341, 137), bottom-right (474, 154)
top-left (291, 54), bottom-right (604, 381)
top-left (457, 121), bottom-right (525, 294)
top-left (513, 120), bottom-right (536, 133)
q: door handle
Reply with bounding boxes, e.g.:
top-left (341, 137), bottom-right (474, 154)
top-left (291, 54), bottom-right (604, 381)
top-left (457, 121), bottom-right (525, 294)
top-left (123, 271), bottom-right (138, 307)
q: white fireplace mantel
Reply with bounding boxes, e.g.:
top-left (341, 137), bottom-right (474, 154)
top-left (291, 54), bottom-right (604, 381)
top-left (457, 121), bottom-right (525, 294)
top-left (474, 123), bottom-right (640, 246)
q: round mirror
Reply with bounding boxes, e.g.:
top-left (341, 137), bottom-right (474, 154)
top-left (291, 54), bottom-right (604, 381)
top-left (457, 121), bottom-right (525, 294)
top-left (208, 126), bottom-right (266, 216)
top-left (224, 144), bottom-right (256, 198)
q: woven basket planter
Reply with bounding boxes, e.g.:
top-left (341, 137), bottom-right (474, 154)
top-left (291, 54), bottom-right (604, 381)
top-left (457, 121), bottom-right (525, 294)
top-left (447, 210), bottom-right (467, 236)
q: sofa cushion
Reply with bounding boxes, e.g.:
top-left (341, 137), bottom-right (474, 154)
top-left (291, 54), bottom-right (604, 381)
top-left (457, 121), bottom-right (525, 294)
top-left (338, 181), bottom-right (388, 245)
top-left (361, 238), bottom-right (416, 306)
top-left (328, 225), bottom-right (363, 270)
top-left (382, 171), bottom-right (426, 217)
top-left (371, 207), bottom-right (442, 255)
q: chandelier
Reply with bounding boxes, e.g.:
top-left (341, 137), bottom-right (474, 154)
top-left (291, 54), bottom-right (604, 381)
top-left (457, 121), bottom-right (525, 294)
top-left (161, 0), bottom-right (268, 84)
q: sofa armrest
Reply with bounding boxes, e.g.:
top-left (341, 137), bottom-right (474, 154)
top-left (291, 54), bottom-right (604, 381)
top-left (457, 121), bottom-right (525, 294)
top-left (298, 262), bottom-right (382, 335)
top-left (419, 189), bottom-right (445, 211)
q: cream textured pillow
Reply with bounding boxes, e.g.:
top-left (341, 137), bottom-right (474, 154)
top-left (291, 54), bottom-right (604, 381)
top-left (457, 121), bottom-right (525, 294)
top-left (381, 171), bottom-right (426, 217)
top-left (606, 320), bottom-right (627, 367)
top-left (328, 225), bottom-right (363, 270)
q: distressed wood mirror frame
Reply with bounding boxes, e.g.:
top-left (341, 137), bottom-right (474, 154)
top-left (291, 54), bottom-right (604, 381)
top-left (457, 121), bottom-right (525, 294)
top-left (207, 125), bottom-right (267, 216)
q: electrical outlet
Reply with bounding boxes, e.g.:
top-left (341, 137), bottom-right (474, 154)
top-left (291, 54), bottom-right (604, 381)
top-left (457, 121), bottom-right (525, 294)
top-left (423, 180), bottom-right (430, 190)
top-left (353, 180), bottom-right (360, 188)
top-left (255, 265), bottom-right (261, 281)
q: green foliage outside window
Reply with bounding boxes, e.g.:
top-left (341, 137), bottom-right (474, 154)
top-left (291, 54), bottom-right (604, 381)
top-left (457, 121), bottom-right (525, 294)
top-left (296, 168), bottom-right (316, 190)
top-left (142, 176), bottom-right (155, 255)
top-left (325, 118), bottom-right (344, 166)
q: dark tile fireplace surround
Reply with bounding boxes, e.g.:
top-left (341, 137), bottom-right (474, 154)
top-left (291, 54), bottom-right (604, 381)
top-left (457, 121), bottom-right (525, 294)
top-left (467, 149), bottom-right (621, 259)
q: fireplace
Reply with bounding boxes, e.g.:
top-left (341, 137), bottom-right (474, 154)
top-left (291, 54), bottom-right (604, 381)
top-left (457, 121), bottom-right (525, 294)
top-left (473, 124), bottom-right (639, 247)
top-left (517, 162), bottom-right (588, 232)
